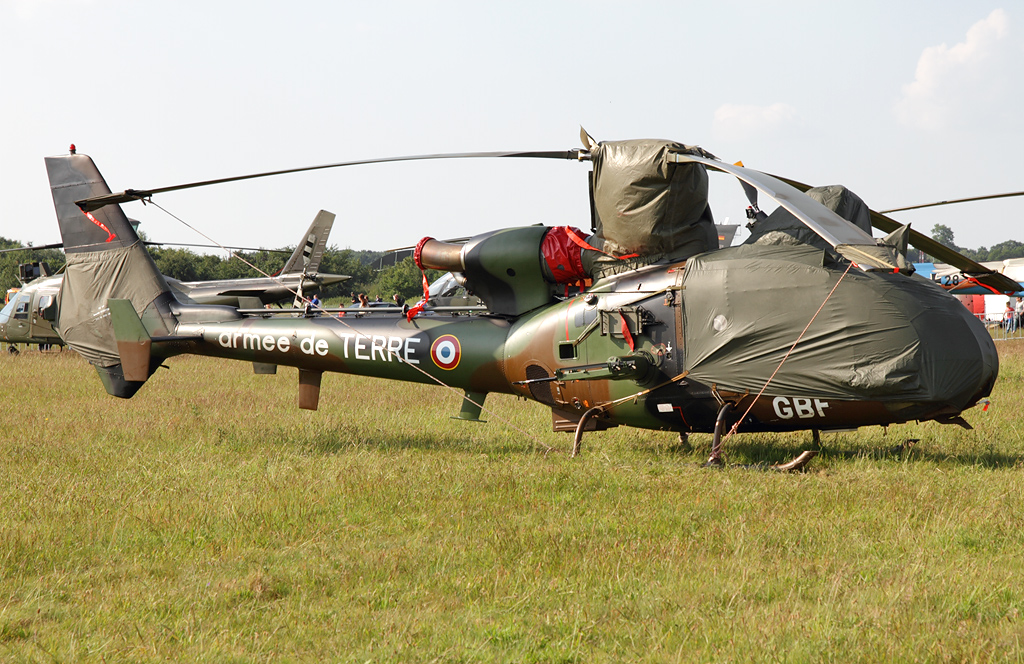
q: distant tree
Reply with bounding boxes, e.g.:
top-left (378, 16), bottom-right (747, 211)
top-left (150, 248), bottom-right (204, 282)
top-left (371, 257), bottom-right (442, 302)
top-left (921, 226), bottom-right (1024, 263)
top-left (194, 253), bottom-right (223, 280)
top-left (317, 249), bottom-right (376, 298)
top-left (985, 240), bottom-right (1024, 262)
top-left (930, 224), bottom-right (959, 250)
top-left (215, 251), bottom-right (279, 280)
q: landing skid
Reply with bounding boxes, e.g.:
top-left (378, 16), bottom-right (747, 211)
top-left (768, 449), bottom-right (818, 472)
top-left (710, 449), bottom-right (819, 472)
top-left (571, 401), bottom-right (818, 472)
top-left (704, 402), bottom-right (818, 472)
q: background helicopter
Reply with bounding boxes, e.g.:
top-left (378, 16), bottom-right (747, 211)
top-left (914, 260), bottom-right (1024, 295)
top-left (0, 261), bottom-right (62, 352)
top-left (45, 133), bottom-right (1013, 467)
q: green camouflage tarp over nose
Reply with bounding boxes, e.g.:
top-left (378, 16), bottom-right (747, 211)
top-left (681, 243), bottom-right (997, 408)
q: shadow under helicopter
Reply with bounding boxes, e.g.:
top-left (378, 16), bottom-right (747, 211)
top-left (252, 422), bottom-right (1024, 469)
top-left (277, 425), bottom-right (548, 457)
top-left (654, 434), bottom-right (1024, 470)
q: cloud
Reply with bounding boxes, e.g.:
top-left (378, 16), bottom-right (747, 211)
top-left (895, 9), bottom-right (1012, 131)
top-left (711, 103), bottom-right (799, 141)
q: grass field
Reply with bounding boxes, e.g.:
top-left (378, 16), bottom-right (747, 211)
top-left (2, 343), bottom-right (1024, 662)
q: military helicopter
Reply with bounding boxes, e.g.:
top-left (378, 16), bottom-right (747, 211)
top-left (913, 260), bottom-right (1024, 296)
top-left (0, 261), bottom-right (62, 353)
top-left (45, 133), bottom-right (1016, 467)
top-left (1, 202), bottom-right (348, 352)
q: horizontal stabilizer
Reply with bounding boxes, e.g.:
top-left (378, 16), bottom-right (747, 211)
top-left (237, 296), bottom-right (265, 310)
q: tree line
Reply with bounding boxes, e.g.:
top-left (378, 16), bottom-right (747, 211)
top-left (926, 224), bottom-right (1024, 263)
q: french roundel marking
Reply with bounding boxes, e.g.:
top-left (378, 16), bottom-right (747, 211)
top-left (430, 334), bottom-right (461, 370)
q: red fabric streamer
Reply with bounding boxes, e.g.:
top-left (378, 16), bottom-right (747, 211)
top-left (83, 211), bottom-right (117, 243)
top-left (405, 269), bottom-right (431, 322)
top-left (619, 309), bottom-right (635, 351)
top-left (563, 227), bottom-right (639, 261)
top-left (406, 237), bottom-right (434, 321)
top-left (962, 276), bottom-right (1003, 295)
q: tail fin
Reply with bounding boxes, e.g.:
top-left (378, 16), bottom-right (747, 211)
top-left (279, 210), bottom-right (336, 275)
top-left (46, 151), bottom-right (179, 396)
top-left (46, 153), bottom-right (143, 253)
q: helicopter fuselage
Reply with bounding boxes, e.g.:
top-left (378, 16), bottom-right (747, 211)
top-left (152, 245), bottom-right (996, 436)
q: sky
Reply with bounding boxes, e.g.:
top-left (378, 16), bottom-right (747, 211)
top-left (1, 0), bottom-right (1022, 256)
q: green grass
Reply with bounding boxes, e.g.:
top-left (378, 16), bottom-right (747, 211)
top-left (2, 345), bottom-right (1024, 661)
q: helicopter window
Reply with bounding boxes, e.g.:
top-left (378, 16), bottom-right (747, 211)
top-left (37, 295), bottom-right (53, 314)
top-left (0, 299), bottom-right (15, 324)
top-left (428, 274), bottom-right (459, 298)
top-left (13, 294), bottom-right (31, 320)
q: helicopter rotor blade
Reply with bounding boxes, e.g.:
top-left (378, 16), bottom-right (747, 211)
top-left (774, 175), bottom-right (1022, 293)
top-left (1, 241), bottom-right (292, 254)
top-left (672, 155), bottom-right (881, 258)
top-left (143, 241), bottom-right (292, 254)
top-left (880, 191), bottom-right (1024, 214)
top-left (0, 242), bottom-right (65, 254)
top-left (76, 149), bottom-right (586, 212)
